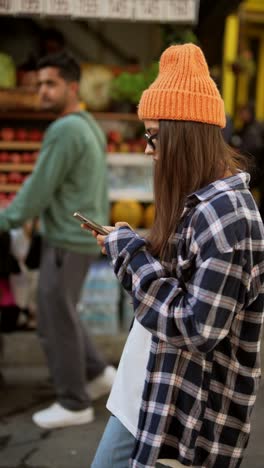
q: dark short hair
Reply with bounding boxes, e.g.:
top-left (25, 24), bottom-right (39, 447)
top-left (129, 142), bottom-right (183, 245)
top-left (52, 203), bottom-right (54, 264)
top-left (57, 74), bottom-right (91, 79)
top-left (36, 51), bottom-right (81, 82)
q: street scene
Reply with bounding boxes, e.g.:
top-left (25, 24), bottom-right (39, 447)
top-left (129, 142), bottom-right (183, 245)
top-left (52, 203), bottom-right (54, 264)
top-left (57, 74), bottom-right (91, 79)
top-left (1, 335), bottom-right (264, 468)
top-left (1, 1), bottom-right (264, 467)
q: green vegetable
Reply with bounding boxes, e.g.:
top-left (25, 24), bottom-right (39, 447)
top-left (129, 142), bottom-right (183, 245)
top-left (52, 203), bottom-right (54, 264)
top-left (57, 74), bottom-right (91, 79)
top-left (0, 53), bottom-right (16, 88)
top-left (110, 63), bottom-right (159, 105)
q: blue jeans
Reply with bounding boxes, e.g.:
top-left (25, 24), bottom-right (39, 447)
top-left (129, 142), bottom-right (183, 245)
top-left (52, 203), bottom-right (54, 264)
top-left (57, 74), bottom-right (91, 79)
top-left (91, 416), bottom-right (174, 468)
top-left (91, 416), bottom-right (134, 468)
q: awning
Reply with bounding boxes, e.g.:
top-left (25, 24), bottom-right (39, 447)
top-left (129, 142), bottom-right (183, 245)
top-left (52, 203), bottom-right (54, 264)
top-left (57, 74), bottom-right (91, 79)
top-left (0, 0), bottom-right (199, 24)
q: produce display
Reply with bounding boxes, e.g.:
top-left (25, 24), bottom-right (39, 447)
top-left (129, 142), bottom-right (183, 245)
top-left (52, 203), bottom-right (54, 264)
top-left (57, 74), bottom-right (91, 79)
top-left (111, 200), bottom-right (144, 228)
top-left (80, 64), bottom-right (114, 111)
top-left (0, 54), bottom-right (157, 335)
top-left (144, 203), bottom-right (155, 228)
top-left (0, 127), bottom-right (43, 142)
top-left (110, 200), bottom-right (154, 229)
top-left (107, 129), bottom-right (145, 153)
top-left (0, 110), bottom-right (154, 229)
top-left (0, 125), bottom-right (42, 207)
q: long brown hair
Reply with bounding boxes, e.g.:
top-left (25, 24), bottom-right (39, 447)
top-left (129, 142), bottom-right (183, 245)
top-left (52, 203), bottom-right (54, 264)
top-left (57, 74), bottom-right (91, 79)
top-left (147, 120), bottom-right (248, 259)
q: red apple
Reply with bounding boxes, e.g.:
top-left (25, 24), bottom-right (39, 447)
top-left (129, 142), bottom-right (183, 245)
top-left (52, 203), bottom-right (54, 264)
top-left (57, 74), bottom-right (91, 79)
top-left (1, 128), bottom-right (15, 141)
top-left (130, 142), bottom-right (143, 153)
top-left (0, 151), bottom-right (9, 162)
top-left (16, 128), bottom-right (29, 141)
top-left (107, 142), bottom-right (118, 153)
top-left (7, 172), bottom-right (23, 184)
top-left (10, 152), bottom-right (21, 164)
top-left (28, 129), bottom-right (43, 142)
top-left (0, 192), bottom-right (7, 202)
top-left (0, 193), bottom-right (9, 208)
top-left (108, 130), bottom-right (123, 144)
top-left (29, 153), bottom-right (37, 163)
top-left (21, 152), bottom-right (32, 163)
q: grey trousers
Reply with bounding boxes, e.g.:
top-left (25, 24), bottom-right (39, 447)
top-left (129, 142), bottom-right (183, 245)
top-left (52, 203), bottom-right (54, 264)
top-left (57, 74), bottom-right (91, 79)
top-left (37, 242), bottom-right (107, 410)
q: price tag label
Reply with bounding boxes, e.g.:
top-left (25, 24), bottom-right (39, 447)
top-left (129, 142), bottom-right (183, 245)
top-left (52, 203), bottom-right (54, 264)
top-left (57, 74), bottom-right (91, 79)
top-left (46, 0), bottom-right (72, 15)
top-left (15, 0), bottom-right (44, 14)
top-left (73, 0), bottom-right (100, 18)
top-left (99, 0), bottom-right (133, 20)
top-left (0, 0), bottom-right (14, 14)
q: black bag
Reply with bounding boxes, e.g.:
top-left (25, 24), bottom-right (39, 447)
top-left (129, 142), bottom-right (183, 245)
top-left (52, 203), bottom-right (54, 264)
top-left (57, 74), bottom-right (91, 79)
top-left (0, 232), bottom-right (20, 277)
top-left (25, 221), bottom-right (42, 270)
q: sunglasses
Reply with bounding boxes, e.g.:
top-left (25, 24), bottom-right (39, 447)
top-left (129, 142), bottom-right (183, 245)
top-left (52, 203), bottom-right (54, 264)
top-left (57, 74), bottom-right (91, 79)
top-left (144, 132), bottom-right (159, 151)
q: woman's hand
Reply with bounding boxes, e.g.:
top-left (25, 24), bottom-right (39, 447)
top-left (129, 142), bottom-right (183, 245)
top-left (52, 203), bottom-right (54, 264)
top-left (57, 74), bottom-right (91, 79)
top-left (94, 226), bottom-right (114, 255)
top-left (81, 221), bottom-right (132, 255)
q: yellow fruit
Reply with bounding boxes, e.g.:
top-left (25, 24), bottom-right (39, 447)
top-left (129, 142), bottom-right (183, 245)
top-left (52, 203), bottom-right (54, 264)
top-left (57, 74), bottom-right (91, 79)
top-left (111, 200), bottom-right (144, 228)
top-left (80, 64), bottom-right (114, 111)
top-left (144, 203), bottom-right (155, 228)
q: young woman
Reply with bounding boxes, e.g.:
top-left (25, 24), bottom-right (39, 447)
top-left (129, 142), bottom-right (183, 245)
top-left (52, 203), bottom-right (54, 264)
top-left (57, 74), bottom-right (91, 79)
top-left (90, 44), bottom-right (264, 468)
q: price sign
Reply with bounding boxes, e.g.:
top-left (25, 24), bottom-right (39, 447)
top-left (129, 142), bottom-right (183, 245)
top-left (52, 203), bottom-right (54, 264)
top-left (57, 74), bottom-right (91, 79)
top-left (46, 0), bottom-right (72, 15)
top-left (0, 0), bottom-right (14, 14)
top-left (73, 0), bottom-right (100, 18)
top-left (99, 0), bottom-right (133, 20)
top-left (15, 0), bottom-right (44, 14)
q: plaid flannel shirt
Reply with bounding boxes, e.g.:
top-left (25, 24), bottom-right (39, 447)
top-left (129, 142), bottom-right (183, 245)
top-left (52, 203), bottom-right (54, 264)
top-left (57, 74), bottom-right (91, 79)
top-left (105, 172), bottom-right (264, 468)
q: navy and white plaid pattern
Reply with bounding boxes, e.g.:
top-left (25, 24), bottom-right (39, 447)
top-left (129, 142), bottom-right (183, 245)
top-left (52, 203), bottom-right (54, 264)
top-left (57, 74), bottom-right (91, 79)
top-left (105, 172), bottom-right (264, 468)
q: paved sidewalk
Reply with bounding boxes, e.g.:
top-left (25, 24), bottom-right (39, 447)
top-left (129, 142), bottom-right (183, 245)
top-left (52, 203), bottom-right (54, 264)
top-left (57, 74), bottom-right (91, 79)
top-left (0, 367), bottom-right (109, 468)
top-left (1, 366), bottom-right (264, 468)
top-left (1, 330), bottom-right (264, 468)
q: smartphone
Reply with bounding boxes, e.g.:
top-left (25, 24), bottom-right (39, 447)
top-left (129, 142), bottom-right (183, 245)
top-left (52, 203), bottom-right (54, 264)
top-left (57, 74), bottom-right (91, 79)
top-left (73, 212), bottom-right (110, 235)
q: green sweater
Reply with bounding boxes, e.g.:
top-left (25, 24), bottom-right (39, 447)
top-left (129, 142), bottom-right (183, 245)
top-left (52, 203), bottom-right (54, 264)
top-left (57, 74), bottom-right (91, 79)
top-left (0, 111), bottom-right (109, 254)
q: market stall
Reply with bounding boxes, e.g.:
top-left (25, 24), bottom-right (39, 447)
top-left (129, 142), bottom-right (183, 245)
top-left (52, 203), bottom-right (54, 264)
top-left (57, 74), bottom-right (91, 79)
top-left (0, 0), bottom-right (199, 23)
top-left (0, 1), bottom-right (202, 334)
top-left (222, 0), bottom-right (264, 120)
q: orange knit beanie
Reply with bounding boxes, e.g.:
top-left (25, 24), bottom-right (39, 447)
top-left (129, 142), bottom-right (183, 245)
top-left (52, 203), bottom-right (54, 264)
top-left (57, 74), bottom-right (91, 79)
top-left (138, 43), bottom-right (226, 128)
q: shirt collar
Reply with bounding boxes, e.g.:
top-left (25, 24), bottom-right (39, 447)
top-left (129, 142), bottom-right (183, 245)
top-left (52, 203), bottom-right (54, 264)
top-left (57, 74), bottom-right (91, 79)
top-left (186, 172), bottom-right (250, 207)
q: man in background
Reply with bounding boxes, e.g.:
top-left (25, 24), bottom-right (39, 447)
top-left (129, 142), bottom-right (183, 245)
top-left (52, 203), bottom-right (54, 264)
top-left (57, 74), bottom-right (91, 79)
top-left (0, 51), bottom-right (116, 429)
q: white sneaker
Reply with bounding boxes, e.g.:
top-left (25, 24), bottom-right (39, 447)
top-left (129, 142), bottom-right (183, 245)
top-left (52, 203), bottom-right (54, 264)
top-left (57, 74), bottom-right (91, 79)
top-left (32, 403), bottom-right (94, 429)
top-left (87, 365), bottom-right (117, 401)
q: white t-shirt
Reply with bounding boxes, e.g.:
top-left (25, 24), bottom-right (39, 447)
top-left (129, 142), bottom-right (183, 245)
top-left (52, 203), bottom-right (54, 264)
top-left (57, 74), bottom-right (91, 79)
top-left (107, 318), bottom-right (190, 468)
top-left (107, 318), bottom-right (152, 436)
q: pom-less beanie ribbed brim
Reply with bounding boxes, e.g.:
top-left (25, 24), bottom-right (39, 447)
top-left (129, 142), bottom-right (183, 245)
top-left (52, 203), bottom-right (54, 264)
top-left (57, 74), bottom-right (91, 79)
top-left (138, 44), bottom-right (226, 128)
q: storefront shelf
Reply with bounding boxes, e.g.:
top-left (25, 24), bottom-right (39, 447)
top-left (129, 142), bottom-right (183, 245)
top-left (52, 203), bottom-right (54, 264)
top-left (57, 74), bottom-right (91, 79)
top-left (109, 189), bottom-right (153, 202)
top-left (0, 111), bottom-right (138, 121)
top-left (0, 163), bottom-right (34, 171)
top-left (0, 141), bottom-right (41, 150)
top-left (0, 184), bottom-right (20, 192)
